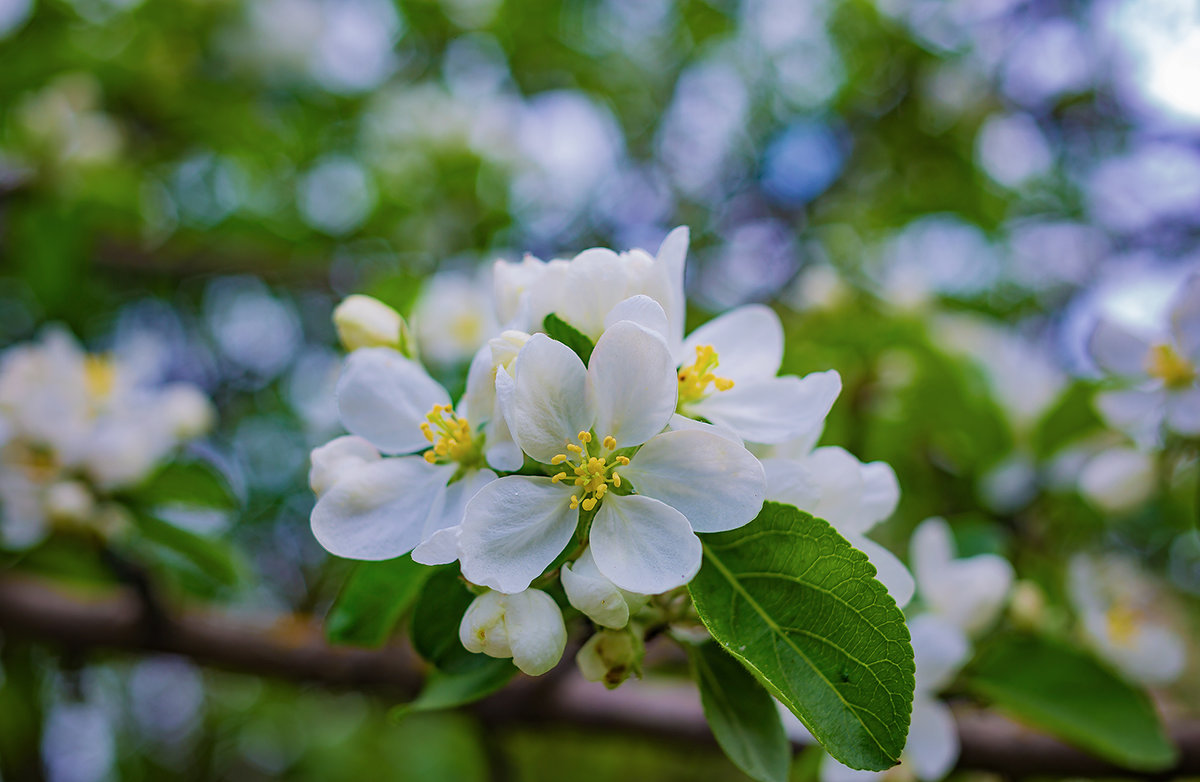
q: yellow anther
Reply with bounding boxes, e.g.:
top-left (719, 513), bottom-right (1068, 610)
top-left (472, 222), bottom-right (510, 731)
top-left (421, 404), bottom-right (479, 466)
top-left (1106, 603), bottom-right (1140, 646)
top-left (84, 355), bottom-right (116, 399)
top-left (569, 495), bottom-right (580, 509)
top-left (612, 472), bottom-right (621, 488)
top-left (551, 454), bottom-right (568, 465)
top-left (602, 436), bottom-right (617, 451)
top-left (567, 443), bottom-right (583, 454)
top-left (578, 431), bottom-right (593, 443)
top-left (677, 344), bottom-right (735, 405)
top-left (1146, 343), bottom-right (1196, 389)
top-left (551, 472), bottom-right (567, 483)
top-left (581, 497), bottom-right (597, 511)
top-left (424, 451), bottom-right (437, 464)
top-left (420, 422), bottom-right (434, 442)
top-left (615, 455), bottom-right (630, 465)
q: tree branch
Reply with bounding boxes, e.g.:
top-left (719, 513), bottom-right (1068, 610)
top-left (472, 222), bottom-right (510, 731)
top-left (0, 574), bottom-right (1196, 779)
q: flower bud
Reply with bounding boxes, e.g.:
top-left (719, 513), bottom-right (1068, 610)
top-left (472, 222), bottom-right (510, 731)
top-left (333, 295), bottom-right (407, 353)
top-left (1009, 579), bottom-right (1048, 630)
top-left (562, 547), bottom-right (649, 629)
top-left (459, 588), bottom-right (566, 676)
top-left (308, 435), bottom-right (380, 497)
top-left (576, 627), bottom-right (644, 689)
top-left (1078, 447), bottom-right (1155, 514)
top-left (45, 480), bottom-right (95, 524)
top-left (159, 384), bottom-right (216, 440)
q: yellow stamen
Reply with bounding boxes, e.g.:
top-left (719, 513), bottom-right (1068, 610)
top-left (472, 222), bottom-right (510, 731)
top-left (1146, 343), bottom-right (1196, 389)
top-left (421, 404), bottom-right (479, 466)
top-left (578, 431), bottom-right (592, 443)
top-left (84, 355), bottom-right (116, 400)
top-left (581, 497), bottom-right (597, 511)
top-left (677, 344), bottom-right (735, 406)
top-left (551, 472), bottom-right (567, 483)
top-left (602, 435), bottom-right (617, 451)
top-left (1106, 603), bottom-right (1140, 646)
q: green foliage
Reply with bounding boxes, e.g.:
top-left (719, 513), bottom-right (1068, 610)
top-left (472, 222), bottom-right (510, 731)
top-left (129, 459), bottom-right (239, 512)
top-left (544, 313), bottom-right (595, 364)
top-left (326, 556), bottom-right (431, 648)
top-left (688, 502), bottom-right (915, 772)
top-left (405, 567), bottom-right (516, 713)
top-left (126, 511), bottom-right (241, 588)
top-left (688, 641), bottom-right (791, 782)
top-left (1032, 381), bottom-right (1103, 458)
top-left (962, 633), bottom-right (1178, 771)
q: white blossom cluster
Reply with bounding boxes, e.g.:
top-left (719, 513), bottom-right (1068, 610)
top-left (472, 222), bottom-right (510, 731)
top-left (309, 227), bottom-right (907, 676)
top-left (0, 329), bottom-right (215, 548)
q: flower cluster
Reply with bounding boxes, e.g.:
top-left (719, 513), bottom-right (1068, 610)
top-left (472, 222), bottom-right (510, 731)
top-left (0, 329), bottom-right (215, 548)
top-left (310, 228), bottom-right (899, 677)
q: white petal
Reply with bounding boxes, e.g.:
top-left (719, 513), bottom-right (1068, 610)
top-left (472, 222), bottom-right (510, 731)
top-left (905, 695), bottom-right (960, 781)
top-left (308, 435), bottom-right (380, 497)
top-left (459, 591), bottom-right (511, 657)
top-left (853, 536), bottom-right (914, 609)
top-left (589, 321), bottom-right (677, 448)
top-left (458, 476), bottom-right (578, 593)
top-left (603, 295), bottom-right (670, 342)
top-left (1087, 319), bottom-right (1151, 377)
top-left (1095, 387), bottom-right (1165, 441)
top-left (1169, 273), bottom-right (1200, 361)
top-left (820, 756), bottom-right (880, 782)
top-left (908, 614), bottom-right (970, 693)
top-left (504, 588), bottom-right (568, 676)
top-left (621, 430), bottom-right (766, 533)
top-left (1165, 387), bottom-right (1200, 436)
top-left (310, 458), bottom-right (454, 560)
top-left (562, 547), bottom-right (648, 629)
top-left (1078, 447), bottom-right (1156, 513)
top-left (461, 343), bottom-right (497, 425)
top-left (508, 334), bottom-right (595, 463)
top-left (336, 348), bottom-right (451, 454)
top-left (666, 413), bottom-right (743, 444)
top-left (683, 305), bottom-right (783, 383)
top-left (762, 457), bottom-right (822, 510)
top-left (421, 468), bottom-right (497, 542)
top-left (802, 447), bottom-right (871, 534)
top-left (1119, 624), bottom-right (1187, 685)
top-left (859, 462), bottom-right (900, 524)
top-left (655, 226), bottom-right (689, 356)
top-left (411, 525), bottom-right (460, 566)
top-left (689, 371), bottom-right (841, 445)
top-left (589, 494), bottom-right (702, 594)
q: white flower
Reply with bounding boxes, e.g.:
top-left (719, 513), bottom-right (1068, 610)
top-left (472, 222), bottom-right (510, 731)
top-left (1068, 554), bottom-right (1186, 686)
top-left (1088, 273), bottom-right (1200, 439)
top-left (308, 347), bottom-right (498, 561)
top-left (764, 439), bottom-right (913, 608)
top-left (673, 304), bottom-right (842, 445)
top-left (458, 330), bottom-right (530, 473)
top-left (494, 227), bottom-right (688, 353)
top-left (562, 547), bottom-right (650, 629)
top-left (911, 517), bottom-right (1013, 637)
top-left (332, 294), bottom-right (407, 353)
top-left (459, 588), bottom-right (567, 676)
top-left (458, 320), bottom-right (766, 595)
top-left (413, 271), bottom-right (498, 366)
top-left (156, 384), bottom-right (216, 440)
top-left (44, 480), bottom-right (96, 524)
top-left (1077, 446), bottom-right (1156, 513)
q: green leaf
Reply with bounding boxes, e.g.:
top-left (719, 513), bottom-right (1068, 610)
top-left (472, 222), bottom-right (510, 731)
top-left (688, 502), bottom-right (914, 772)
top-left (396, 657), bottom-right (516, 717)
top-left (543, 313), bottom-right (595, 364)
top-left (688, 641), bottom-right (791, 782)
top-left (128, 512), bottom-right (240, 587)
top-left (326, 556), bottom-right (431, 647)
top-left (962, 633), bottom-right (1177, 771)
top-left (131, 460), bottom-right (239, 512)
top-left (401, 567), bottom-right (517, 715)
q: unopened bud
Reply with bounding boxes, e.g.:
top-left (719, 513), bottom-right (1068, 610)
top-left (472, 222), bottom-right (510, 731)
top-left (1009, 579), bottom-right (1047, 630)
top-left (159, 384), bottom-right (216, 440)
top-left (576, 627), bottom-right (644, 689)
top-left (459, 588), bottom-right (566, 676)
top-left (45, 480), bottom-right (95, 524)
top-left (333, 295), bottom-right (407, 353)
top-left (562, 547), bottom-right (649, 629)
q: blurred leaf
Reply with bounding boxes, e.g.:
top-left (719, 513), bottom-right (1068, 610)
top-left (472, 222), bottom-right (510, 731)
top-left (130, 459), bottom-right (238, 512)
top-left (688, 502), bottom-right (914, 772)
top-left (326, 556), bottom-right (431, 647)
top-left (127, 511), bottom-right (240, 587)
top-left (397, 657), bottom-right (516, 717)
top-left (962, 633), bottom-right (1177, 771)
top-left (688, 641), bottom-right (791, 782)
top-left (1032, 381), bottom-right (1103, 458)
top-left (543, 313), bottom-right (594, 364)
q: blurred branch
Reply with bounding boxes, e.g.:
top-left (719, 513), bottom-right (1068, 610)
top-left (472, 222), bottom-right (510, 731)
top-left (1, 574), bottom-right (1198, 779)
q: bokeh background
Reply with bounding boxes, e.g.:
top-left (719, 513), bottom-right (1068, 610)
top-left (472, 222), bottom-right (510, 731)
top-left (1, 0), bottom-right (1199, 780)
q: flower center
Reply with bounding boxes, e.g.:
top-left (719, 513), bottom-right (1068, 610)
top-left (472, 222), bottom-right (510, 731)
top-left (421, 404), bottom-right (481, 466)
top-left (677, 344), bottom-right (734, 406)
top-left (550, 431), bottom-right (629, 512)
top-left (84, 355), bottom-right (116, 400)
top-left (1105, 602), bottom-right (1141, 647)
top-left (1145, 343), bottom-right (1196, 389)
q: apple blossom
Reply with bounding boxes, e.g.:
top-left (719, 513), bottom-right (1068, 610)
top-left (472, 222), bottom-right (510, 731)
top-left (911, 517), bottom-right (1013, 637)
top-left (332, 294), bottom-right (408, 353)
top-left (459, 588), bottom-right (567, 676)
top-left (561, 547), bottom-right (650, 629)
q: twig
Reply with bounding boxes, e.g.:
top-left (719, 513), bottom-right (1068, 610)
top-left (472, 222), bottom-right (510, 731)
top-left (0, 574), bottom-right (1197, 779)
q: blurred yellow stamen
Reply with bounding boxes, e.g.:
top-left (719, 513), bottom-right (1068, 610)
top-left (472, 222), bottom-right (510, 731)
top-left (84, 355), bottom-right (116, 400)
top-left (1146, 343), bottom-right (1196, 389)
top-left (421, 404), bottom-right (479, 466)
top-left (1106, 602), bottom-right (1141, 646)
